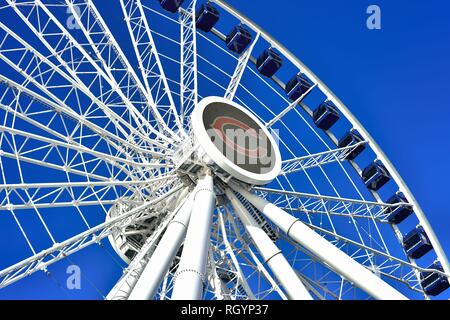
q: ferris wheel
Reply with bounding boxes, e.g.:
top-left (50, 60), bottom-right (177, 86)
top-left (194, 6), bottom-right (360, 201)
top-left (0, 0), bottom-right (449, 300)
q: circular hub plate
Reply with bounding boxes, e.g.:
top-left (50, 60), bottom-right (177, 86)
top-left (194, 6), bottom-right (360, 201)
top-left (191, 96), bottom-right (281, 185)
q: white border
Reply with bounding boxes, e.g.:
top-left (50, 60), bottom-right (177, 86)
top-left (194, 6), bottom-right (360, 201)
top-left (191, 96), bottom-right (281, 185)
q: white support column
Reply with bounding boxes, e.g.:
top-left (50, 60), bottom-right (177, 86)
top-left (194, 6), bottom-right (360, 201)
top-left (225, 189), bottom-right (313, 300)
top-left (172, 174), bottom-right (216, 300)
top-left (231, 183), bottom-right (408, 300)
top-left (128, 191), bottom-right (195, 300)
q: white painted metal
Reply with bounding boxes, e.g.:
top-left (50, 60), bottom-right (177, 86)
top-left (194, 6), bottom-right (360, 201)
top-left (281, 141), bottom-right (368, 175)
top-left (119, 0), bottom-right (185, 137)
top-left (172, 174), bottom-right (216, 300)
top-left (0, 184), bottom-right (183, 288)
top-left (226, 188), bottom-right (313, 300)
top-left (231, 183), bottom-right (408, 300)
top-left (224, 32), bottom-right (260, 101)
top-left (107, 188), bottom-right (190, 300)
top-left (179, 0), bottom-right (199, 125)
top-left (254, 186), bottom-right (405, 221)
top-left (191, 96), bottom-right (282, 185)
top-left (0, 0), bottom-right (446, 300)
top-left (128, 190), bottom-right (195, 300)
top-left (213, 0), bottom-right (450, 278)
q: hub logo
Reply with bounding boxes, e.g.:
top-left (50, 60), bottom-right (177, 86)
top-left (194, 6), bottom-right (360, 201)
top-left (210, 116), bottom-right (268, 159)
top-left (201, 101), bottom-right (277, 174)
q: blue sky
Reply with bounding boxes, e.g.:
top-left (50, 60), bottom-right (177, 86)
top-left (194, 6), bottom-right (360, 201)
top-left (0, 0), bottom-right (449, 299)
top-left (225, 0), bottom-right (450, 257)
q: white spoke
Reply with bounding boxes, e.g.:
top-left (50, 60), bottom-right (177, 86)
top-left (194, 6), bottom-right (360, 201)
top-left (0, 0), bottom-right (446, 300)
top-left (0, 184), bottom-right (183, 289)
top-left (281, 141), bottom-right (368, 175)
top-left (120, 0), bottom-right (184, 136)
top-left (224, 32), bottom-right (260, 101)
top-left (254, 186), bottom-right (408, 222)
top-left (0, 21), bottom-right (167, 152)
top-left (179, 1), bottom-right (199, 125)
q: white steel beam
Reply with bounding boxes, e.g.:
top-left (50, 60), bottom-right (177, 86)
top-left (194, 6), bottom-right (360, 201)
top-left (226, 189), bottom-right (313, 300)
top-left (0, 75), bottom-right (161, 159)
top-left (265, 84), bottom-right (316, 128)
top-left (120, 0), bottom-right (184, 136)
top-left (172, 174), bottom-right (216, 300)
top-left (106, 188), bottom-right (190, 300)
top-left (128, 191), bottom-right (195, 300)
top-left (224, 32), bottom-right (260, 101)
top-left (0, 22), bottom-right (165, 151)
top-left (179, 1), bottom-right (199, 124)
top-left (281, 141), bottom-right (367, 175)
top-left (66, 0), bottom-right (180, 141)
top-left (254, 187), bottom-right (406, 221)
top-left (0, 184), bottom-right (183, 288)
top-left (231, 183), bottom-right (408, 300)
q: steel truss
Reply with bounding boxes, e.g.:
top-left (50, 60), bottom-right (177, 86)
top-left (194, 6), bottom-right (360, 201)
top-left (0, 0), bottom-right (447, 301)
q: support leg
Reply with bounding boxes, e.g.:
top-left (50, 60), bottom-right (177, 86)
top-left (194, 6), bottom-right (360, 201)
top-left (226, 189), bottom-right (313, 300)
top-left (128, 192), bottom-right (196, 300)
top-left (231, 183), bottom-right (408, 300)
top-left (172, 174), bottom-right (216, 300)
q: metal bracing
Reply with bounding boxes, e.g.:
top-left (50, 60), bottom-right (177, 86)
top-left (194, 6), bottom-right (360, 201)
top-left (0, 75), bottom-right (162, 161)
top-left (226, 188), bottom-right (313, 300)
top-left (178, 1), bottom-right (199, 125)
top-left (224, 32), bottom-right (260, 101)
top-left (3, 1), bottom-right (172, 146)
top-left (282, 224), bottom-right (445, 294)
top-left (231, 183), bottom-right (408, 300)
top-left (254, 186), bottom-right (408, 222)
top-left (0, 125), bottom-right (150, 192)
top-left (0, 125), bottom-right (162, 171)
top-left (216, 208), bottom-right (255, 299)
top-left (172, 174), bottom-right (216, 300)
top-left (221, 206), bottom-right (288, 300)
top-left (106, 187), bottom-right (190, 300)
top-left (281, 141), bottom-right (368, 175)
top-left (120, 0), bottom-right (184, 136)
top-left (65, 0), bottom-right (180, 141)
top-left (0, 184), bottom-right (183, 289)
top-left (0, 21), bottom-right (167, 153)
top-left (128, 189), bottom-right (195, 300)
top-left (0, 174), bottom-right (176, 211)
top-left (205, 248), bottom-right (229, 300)
top-left (265, 84), bottom-right (317, 128)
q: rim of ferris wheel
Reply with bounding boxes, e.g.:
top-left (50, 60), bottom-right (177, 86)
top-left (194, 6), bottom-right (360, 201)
top-left (211, 0), bottom-right (450, 279)
top-left (0, 0), bottom-right (449, 300)
top-left (191, 96), bottom-right (282, 185)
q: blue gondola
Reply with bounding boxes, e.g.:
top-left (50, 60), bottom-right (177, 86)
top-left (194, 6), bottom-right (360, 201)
top-left (362, 160), bottom-right (390, 191)
top-left (226, 25), bottom-right (252, 54)
top-left (285, 73), bottom-right (312, 101)
top-left (385, 192), bottom-right (413, 224)
top-left (338, 130), bottom-right (366, 160)
top-left (420, 261), bottom-right (450, 296)
top-left (256, 48), bottom-right (283, 77)
top-left (313, 101), bottom-right (340, 130)
top-left (196, 3), bottom-right (220, 32)
top-left (403, 225), bottom-right (433, 259)
top-left (158, 0), bottom-right (185, 13)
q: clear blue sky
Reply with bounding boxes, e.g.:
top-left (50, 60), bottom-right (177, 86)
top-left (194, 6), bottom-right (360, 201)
top-left (224, 0), bottom-right (450, 261)
top-left (0, 0), bottom-right (449, 299)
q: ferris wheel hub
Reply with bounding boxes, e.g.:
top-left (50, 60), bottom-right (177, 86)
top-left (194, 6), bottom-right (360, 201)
top-left (189, 96), bottom-right (281, 185)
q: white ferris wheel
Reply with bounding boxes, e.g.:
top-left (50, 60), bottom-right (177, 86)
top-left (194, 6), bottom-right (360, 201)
top-left (0, 0), bottom-right (449, 300)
